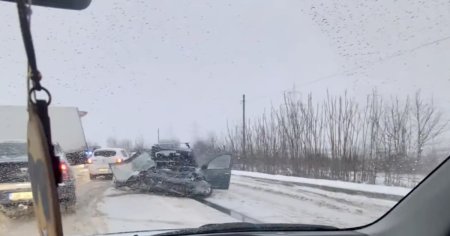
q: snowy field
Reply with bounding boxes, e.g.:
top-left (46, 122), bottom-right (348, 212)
top-left (0, 166), bottom-right (404, 236)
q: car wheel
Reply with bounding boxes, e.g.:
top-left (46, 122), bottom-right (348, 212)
top-left (0, 205), bottom-right (26, 218)
top-left (61, 202), bottom-right (76, 214)
top-left (68, 192), bottom-right (77, 205)
top-left (0, 209), bottom-right (16, 218)
top-left (203, 185), bottom-right (213, 197)
top-left (2, 210), bottom-right (19, 218)
top-left (62, 192), bottom-right (76, 213)
top-left (114, 181), bottom-right (124, 189)
top-left (113, 177), bottom-right (124, 188)
top-left (191, 181), bottom-right (212, 198)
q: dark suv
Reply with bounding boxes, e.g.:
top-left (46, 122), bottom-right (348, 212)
top-left (0, 141), bottom-right (76, 217)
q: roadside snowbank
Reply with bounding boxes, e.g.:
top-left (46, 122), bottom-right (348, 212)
top-left (232, 170), bottom-right (411, 196)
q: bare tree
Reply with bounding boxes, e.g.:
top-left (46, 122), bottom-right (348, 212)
top-left (380, 96), bottom-right (412, 185)
top-left (413, 91), bottom-right (447, 170)
top-left (106, 137), bottom-right (118, 147)
top-left (359, 90), bottom-right (383, 183)
top-left (86, 140), bottom-right (99, 148)
top-left (133, 136), bottom-right (146, 152)
top-left (223, 89), bottom-right (447, 187)
top-left (106, 137), bottom-right (134, 152)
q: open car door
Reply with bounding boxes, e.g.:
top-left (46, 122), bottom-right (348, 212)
top-left (201, 154), bottom-right (232, 189)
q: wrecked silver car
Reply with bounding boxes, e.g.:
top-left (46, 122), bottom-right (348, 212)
top-left (110, 145), bottom-right (232, 198)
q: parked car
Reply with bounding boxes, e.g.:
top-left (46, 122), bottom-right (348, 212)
top-left (87, 148), bottom-right (129, 179)
top-left (66, 146), bottom-right (101, 165)
top-left (0, 141), bottom-right (76, 217)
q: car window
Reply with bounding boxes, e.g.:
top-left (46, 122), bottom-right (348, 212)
top-left (94, 150), bottom-right (116, 157)
top-left (208, 155), bottom-right (231, 170)
top-left (157, 143), bottom-right (180, 150)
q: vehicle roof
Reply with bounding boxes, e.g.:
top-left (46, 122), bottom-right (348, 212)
top-left (0, 139), bottom-right (27, 144)
top-left (0, 155), bottom-right (68, 163)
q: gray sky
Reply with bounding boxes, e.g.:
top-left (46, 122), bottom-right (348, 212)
top-left (1, 0), bottom-right (450, 146)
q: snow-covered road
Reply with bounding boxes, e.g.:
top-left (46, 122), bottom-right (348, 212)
top-left (208, 176), bottom-right (395, 227)
top-left (0, 166), bottom-right (397, 236)
top-left (0, 166), bottom-right (112, 236)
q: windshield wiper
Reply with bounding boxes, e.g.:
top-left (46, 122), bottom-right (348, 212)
top-left (156, 222), bottom-right (338, 236)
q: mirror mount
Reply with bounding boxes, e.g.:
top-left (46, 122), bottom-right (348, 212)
top-left (1, 0), bottom-right (92, 10)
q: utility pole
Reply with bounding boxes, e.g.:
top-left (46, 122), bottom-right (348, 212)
top-left (157, 128), bottom-right (160, 143)
top-left (242, 94), bottom-right (246, 159)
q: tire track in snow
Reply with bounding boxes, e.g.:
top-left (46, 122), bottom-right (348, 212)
top-left (192, 174), bottom-right (394, 225)
top-left (242, 175), bottom-right (403, 201)
top-left (206, 176), bottom-right (395, 228)
top-left (231, 176), bottom-right (395, 216)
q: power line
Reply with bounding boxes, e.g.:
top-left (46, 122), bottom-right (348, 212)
top-left (246, 35), bottom-right (450, 104)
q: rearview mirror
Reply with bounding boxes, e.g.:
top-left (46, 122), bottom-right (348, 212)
top-left (1, 0), bottom-right (92, 10)
top-left (201, 164), bottom-right (207, 170)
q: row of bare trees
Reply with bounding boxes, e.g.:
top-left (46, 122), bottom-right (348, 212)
top-left (225, 90), bottom-right (448, 187)
top-left (105, 136), bottom-right (147, 152)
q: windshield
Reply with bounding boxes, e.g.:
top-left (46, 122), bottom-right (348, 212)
top-left (94, 150), bottom-right (117, 157)
top-left (1, 0), bottom-right (450, 235)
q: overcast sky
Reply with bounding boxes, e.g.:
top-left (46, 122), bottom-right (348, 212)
top-left (1, 0), bottom-right (450, 146)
